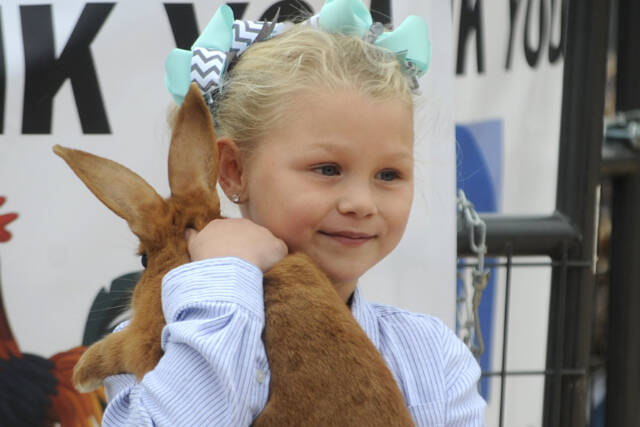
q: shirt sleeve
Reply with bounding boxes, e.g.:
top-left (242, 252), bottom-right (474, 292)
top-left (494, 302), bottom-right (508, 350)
top-left (102, 257), bottom-right (269, 427)
top-left (441, 320), bottom-right (487, 426)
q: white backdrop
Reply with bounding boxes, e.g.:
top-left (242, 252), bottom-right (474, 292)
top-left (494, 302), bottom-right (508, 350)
top-left (0, 0), bottom-right (456, 370)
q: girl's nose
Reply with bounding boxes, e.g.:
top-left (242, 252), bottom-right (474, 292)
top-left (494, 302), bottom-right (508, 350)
top-left (337, 183), bottom-right (378, 217)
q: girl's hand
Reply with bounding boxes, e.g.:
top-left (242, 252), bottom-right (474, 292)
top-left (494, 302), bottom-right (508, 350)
top-left (185, 218), bottom-right (288, 272)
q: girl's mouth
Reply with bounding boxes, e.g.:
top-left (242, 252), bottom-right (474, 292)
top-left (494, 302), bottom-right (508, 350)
top-left (319, 231), bottom-right (376, 247)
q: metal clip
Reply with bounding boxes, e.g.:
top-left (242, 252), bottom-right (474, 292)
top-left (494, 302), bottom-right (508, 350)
top-left (457, 189), bottom-right (489, 357)
top-left (605, 109), bottom-right (640, 149)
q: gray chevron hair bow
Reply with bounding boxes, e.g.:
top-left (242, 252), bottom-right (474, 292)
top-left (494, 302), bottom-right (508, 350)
top-left (166, 5), bottom-right (283, 106)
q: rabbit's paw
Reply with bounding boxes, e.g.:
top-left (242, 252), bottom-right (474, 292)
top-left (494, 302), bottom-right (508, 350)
top-left (72, 348), bottom-right (107, 392)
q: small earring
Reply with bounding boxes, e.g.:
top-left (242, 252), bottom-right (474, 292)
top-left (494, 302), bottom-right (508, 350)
top-left (231, 193), bottom-right (240, 203)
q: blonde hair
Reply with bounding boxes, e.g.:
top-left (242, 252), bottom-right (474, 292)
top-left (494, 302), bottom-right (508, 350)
top-left (213, 23), bottom-right (414, 156)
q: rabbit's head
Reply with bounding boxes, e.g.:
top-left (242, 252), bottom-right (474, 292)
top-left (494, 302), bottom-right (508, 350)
top-left (54, 84), bottom-right (221, 276)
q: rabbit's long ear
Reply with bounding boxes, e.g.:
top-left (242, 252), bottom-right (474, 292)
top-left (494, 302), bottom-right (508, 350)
top-left (53, 145), bottom-right (166, 242)
top-left (168, 83), bottom-right (219, 206)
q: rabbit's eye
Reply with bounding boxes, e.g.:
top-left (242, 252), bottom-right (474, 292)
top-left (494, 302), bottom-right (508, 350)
top-left (141, 253), bottom-right (148, 268)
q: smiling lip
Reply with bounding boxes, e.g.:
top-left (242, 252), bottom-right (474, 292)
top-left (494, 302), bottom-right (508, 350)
top-left (319, 230), bottom-right (376, 247)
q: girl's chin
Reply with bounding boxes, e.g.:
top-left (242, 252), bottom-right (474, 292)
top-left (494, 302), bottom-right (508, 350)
top-left (324, 272), bottom-right (360, 290)
top-left (300, 251), bottom-right (370, 287)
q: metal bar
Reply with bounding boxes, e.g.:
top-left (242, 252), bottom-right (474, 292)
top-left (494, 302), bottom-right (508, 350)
top-left (482, 369), bottom-right (586, 377)
top-left (603, 1), bottom-right (640, 425)
top-left (498, 248), bottom-right (512, 427)
top-left (457, 212), bottom-right (579, 257)
top-left (606, 173), bottom-right (640, 426)
top-left (548, 244), bottom-right (569, 427)
top-left (542, 0), bottom-right (610, 424)
top-left (615, 0), bottom-right (640, 112)
top-left (458, 260), bottom-right (592, 269)
top-left (601, 139), bottom-right (640, 176)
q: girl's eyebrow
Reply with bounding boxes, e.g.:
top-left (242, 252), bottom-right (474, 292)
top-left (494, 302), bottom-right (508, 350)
top-left (306, 141), bottom-right (344, 152)
top-left (307, 141), bottom-right (413, 160)
top-left (386, 152), bottom-right (414, 162)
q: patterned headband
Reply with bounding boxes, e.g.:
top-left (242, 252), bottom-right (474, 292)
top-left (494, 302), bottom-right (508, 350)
top-left (165, 0), bottom-right (432, 106)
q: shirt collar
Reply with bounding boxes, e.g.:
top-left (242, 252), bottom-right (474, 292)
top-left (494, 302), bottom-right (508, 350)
top-left (350, 286), bottom-right (380, 349)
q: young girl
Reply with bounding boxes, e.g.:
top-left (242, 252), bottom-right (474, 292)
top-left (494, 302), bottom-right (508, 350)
top-left (103, 1), bottom-right (486, 425)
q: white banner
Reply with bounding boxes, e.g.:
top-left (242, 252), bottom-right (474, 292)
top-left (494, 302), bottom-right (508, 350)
top-left (0, 0), bottom-right (455, 374)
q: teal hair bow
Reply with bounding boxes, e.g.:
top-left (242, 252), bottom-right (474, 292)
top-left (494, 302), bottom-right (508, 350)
top-left (165, 5), bottom-right (283, 105)
top-left (313, 0), bottom-right (431, 77)
top-left (165, 1), bottom-right (431, 105)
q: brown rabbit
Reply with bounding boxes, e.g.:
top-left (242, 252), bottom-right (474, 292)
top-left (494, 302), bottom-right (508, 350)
top-left (54, 84), bottom-right (414, 426)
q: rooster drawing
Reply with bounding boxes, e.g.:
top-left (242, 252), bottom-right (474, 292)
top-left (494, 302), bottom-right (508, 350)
top-left (0, 196), bottom-right (105, 426)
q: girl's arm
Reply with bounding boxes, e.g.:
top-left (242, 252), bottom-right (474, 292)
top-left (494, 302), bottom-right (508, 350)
top-left (103, 257), bottom-right (269, 426)
top-left (442, 321), bottom-right (487, 426)
top-left (103, 218), bottom-right (287, 426)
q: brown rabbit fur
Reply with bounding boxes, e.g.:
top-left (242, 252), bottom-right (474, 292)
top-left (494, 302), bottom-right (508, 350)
top-left (55, 84), bottom-right (414, 426)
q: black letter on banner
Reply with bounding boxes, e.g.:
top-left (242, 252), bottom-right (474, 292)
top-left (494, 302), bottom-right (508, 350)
top-left (164, 3), bottom-right (250, 49)
top-left (164, 4), bottom-right (199, 49)
top-left (548, 0), bottom-right (565, 63)
top-left (523, 0), bottom-right (547, 68)
top-left (456, 0), bottom-right (485, 74)
top-left (21, 4), bottom-right (113, 134)
top-left (505, 0), bottom-right (522, 70)
top-left (226, 3), bottom-right (249, 20)
top-left (260, 1), bottom-right (313, 23)
top-left (0, 6), bottom-right (5, 134)
top-left (370, 0), bottom-right (392, 25)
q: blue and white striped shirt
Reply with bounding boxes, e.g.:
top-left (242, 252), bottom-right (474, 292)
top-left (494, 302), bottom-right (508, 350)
top-left (103, 257), bottom-right (486, 426)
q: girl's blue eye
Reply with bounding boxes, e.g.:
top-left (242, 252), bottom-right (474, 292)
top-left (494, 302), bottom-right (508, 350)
top-left (377, 170), bottom-right (399, 181)
top-left (314, 165), bottom-right (340, 176)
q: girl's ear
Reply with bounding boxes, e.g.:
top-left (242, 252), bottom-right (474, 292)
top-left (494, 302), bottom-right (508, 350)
top-left (217, 137), bottom-right (246, 202)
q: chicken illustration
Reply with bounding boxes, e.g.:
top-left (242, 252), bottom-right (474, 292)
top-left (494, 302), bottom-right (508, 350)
top-left (0, 196), bottom-right (105, 426)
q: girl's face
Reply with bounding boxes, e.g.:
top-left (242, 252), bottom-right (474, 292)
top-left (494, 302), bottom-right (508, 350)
top-left (238, 90), bottom-right (414, 299)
